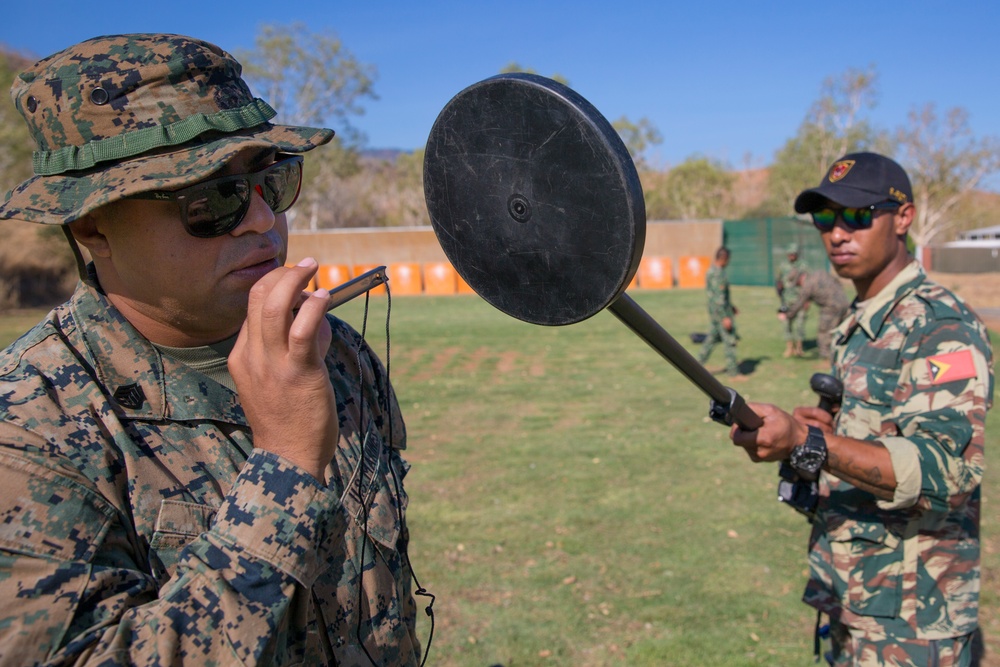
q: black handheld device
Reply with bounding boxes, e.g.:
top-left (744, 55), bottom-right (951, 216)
top-left (777, 373), bottom-right (843, 520)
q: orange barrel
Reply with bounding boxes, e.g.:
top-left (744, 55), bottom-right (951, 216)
top-left (637, 256), bottom-right (673, 289)
top-left (423, 261), bottom-right (457, 295)
top-left (387, 263), bottom-right (423, 295)
top-left (678, 256), bottom-right (711, 288)
top-left (455, 272), bottom-right (476, 294)
top-left (315, 264), bottom-right (352, 290)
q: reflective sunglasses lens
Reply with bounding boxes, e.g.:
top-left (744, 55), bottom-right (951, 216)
top-left (261, 160), bottom-right (303, 214)
top-left (184, 180), bottom-right (250, 237)
top-left (841, 207), bottom-right (874, 229)
top-left (811, 209), bottom-right (837, 230)
top-left (179, 157), bottom-right (302, 238)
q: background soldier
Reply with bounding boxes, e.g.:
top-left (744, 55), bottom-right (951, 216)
top-left (697, 247), bottom-right (742, 377)
top-left (779, 270), bottom-right (850, 362)
top-left (730, 152), bottom-right (992, 666)
top-left (776, 242), bottom-right (807, 357)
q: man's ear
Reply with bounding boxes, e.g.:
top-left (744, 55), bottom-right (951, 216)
top-left (894, 203), bottom-right (915, 237)
top-left (67, 212), bottom-right (112, 258)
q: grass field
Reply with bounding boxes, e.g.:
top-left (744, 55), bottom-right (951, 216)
top-left (3, 287), bottom-right (998, 666)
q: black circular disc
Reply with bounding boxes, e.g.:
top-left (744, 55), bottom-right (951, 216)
top-left (423, 73), bottom-right (646, 326)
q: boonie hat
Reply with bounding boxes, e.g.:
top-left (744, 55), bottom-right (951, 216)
top-left (0, 33), bottom-right (335, 226)
top-left (794, 152), bottom-right (912, 214)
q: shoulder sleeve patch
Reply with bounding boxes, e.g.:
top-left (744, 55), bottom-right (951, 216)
top-left (927, 349), bottom-right (977, 385)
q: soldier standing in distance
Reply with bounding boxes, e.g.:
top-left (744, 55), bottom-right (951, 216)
top-left (0, 34), bottom-right (421, 665)
top-left (697, 247), bottom-right (743, 378)
top-left (776, 242), bottom-right (807, 358)
top-left (779, 270), bottom-right (850, 362)
top-left (730, 152), bottom-right (993, 666)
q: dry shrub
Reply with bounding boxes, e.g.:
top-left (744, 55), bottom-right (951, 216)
top-left (0, 220), bottom-right (78, 310)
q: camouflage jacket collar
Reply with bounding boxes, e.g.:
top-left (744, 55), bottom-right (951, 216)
top-left (68, 278), bottom-right (245, 424)
top-left (847, 260), bottom-right (925, 340)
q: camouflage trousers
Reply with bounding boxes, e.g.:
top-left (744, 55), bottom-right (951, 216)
top-left (826, 621), bottom-right (980, 667)
top-left (697, 320), bottom-right (739, 375)
top-left (782, 305), bottom-right (807, 342)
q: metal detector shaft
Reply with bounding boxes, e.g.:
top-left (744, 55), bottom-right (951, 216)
top-left (608, 293), bottom-right (763, 431)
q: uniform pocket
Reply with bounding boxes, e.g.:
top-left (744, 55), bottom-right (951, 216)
top-left (148, 499), bottom-right (217, 579)
top-left (828, 519), bottom-right (903, 618)
top-left (340, 426), bottom-right (408, 553)
top-left (839, 360), bottom-right (900, 440)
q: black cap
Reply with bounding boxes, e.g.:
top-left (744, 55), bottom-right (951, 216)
top-left (794, 152), bottom-right (913, 213)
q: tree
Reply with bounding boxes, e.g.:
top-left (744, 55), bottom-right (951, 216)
top-left (236, 23), bottom-right (377, 144)
top-left (285, 144), bottom-right (362, 231)
top-left (658, 157), bottom-right (735, 219)
top-left (762, 66), bottom-right (889, 216)
top-left (805, 66), bottom-right (882, 169)
top-left (0, 48), bottom-right (78, 309)
top-left (0, 49), bottom-right (36, 195)
top-left (236, 24), bottom-right (378, 230)
top-left (895, 104), bottom-right (1000, 248)
top-left (612, 116), bottom-right (663, 170)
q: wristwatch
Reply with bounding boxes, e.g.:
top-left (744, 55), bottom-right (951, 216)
top-left (788, 426), bottom-right (827, 481)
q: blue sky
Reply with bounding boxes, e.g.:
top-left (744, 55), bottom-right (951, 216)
top-left (3, 1), bottom-right (999, 178)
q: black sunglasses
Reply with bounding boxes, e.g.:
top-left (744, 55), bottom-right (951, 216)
top-left (811, 201), bottom-right (901, 232)
top-left (131, 153), bottom-right (304, 238)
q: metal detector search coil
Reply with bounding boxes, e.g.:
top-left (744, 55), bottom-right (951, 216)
top-left (423, 73), bottom-right (643, 327)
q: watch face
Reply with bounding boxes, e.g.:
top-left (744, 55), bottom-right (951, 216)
top-left (790, 427), bottom-right (827, 479)
top-left (791, 449), bottom-right (825, 474)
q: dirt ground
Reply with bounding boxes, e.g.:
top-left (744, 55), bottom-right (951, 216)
top-left (928, 271), bottom-right (1000, 330)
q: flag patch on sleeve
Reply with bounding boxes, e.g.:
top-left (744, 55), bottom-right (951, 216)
top-left (927, 349), bottom-right (977, 385)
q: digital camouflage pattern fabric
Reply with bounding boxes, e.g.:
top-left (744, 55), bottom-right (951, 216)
top-left (805, 261), bottom-right (993, 645)
top-left (785, 271), bottom-right (851, 360)
top-left (0, 275), bottom-right (420, 665)
top-left (0, 33), bottom-right (333, 226)
top-left (698, 262), bottom-right (740, 376)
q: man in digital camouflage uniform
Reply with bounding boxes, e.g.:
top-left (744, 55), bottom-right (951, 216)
top-left (776, 242), bottom-right (807, 358)
top-left (730, 152), bottom-right (992, 666)
top-left (779, 269), bottom-right (850, 362)
top-left (697, 247), bottom-right (742, 377)
top-left (0, 34), bottom-right (421, 665)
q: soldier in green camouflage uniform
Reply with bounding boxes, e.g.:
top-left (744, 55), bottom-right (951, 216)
top-left (730, 152), bottom-right (993, 666)
top-left (780, 270), bottom-right (850, 361)
top-left (776, 243), bottom-right (807, 358)
top-left (0, 34), bottom-right (421, 665)
top-left (697, 247), bottom-right (741, 377)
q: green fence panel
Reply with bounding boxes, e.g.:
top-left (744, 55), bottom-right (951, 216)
top-left (722, 217), bottom-right (828, 286)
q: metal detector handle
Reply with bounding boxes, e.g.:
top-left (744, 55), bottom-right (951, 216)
top-left (607, 293), bottom-right (763, 431)
top-left (776, 372), bottom-right (843, 521)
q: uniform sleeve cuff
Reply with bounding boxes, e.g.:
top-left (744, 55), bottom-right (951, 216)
top-left (875, 437), bottom-right (922, 511)
top-left (212, 450), bottom-right (343, 586)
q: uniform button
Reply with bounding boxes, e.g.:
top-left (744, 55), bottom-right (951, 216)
top-left (25, 96), bottom-right (37, 112)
